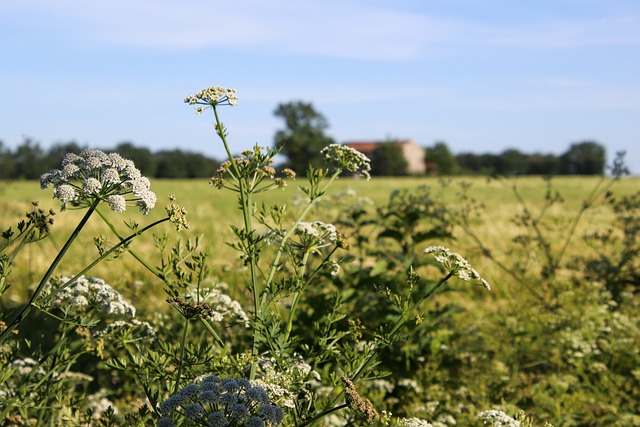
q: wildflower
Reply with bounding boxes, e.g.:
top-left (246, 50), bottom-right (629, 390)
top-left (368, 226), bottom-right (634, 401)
top-left (477, 410), bottom-right (521, 427)
top-left (398, 418), bottom-right (434, 427)
top-left (184, 86), bottom-right (238, 114)
top-left (342, 375), bottom-right (378, 424)
top-left (208, 412), bottom-right (229, 427)
top-left (165, 195), bottom-right (190, 232)
top-left (321, 144), bottom-right (371, 180)
top-left (294, 221), bottom-right (339, 251)
top-left (157, 417), bottom-right (176, 427)
top-left (159, 377), bottom-right (284, 427)
top-left (183, 287), bottom-right (250, 326)
top-left (424, 246), bottom-right (491, 290)
top-left (40, 149), bottom-right (156, 214)
top-left (93, 319), bottom-right (156, 339)
top-left (184, 403), bottom-right (205, 421)
top-left (46, 275), bottom-right (136, 318)
top-left (328, 260), bottom-right (340, 277)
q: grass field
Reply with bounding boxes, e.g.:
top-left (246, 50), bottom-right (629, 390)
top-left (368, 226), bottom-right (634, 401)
top-left (1, 174), bottom-right (639, 426)
top-left (1, 175), bottom-right (637, 303)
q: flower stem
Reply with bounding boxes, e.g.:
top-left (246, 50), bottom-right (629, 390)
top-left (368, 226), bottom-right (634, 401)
top-left (36, 217), bottom-right (170, 309)
top-left (0, 199), bottom-right (100, 343)
top-left (352, 272), bottom-right (453, 381)
top-left (297, 403), bottom-right (348, 427)
top-left (174, 318), bottom-right (190, 394)
top-left (212, 105), bottom-right (261, 379)
top-left (283, 250), bottom-right (311, 341)
top-left (95, 207), bottom-right (162, 277)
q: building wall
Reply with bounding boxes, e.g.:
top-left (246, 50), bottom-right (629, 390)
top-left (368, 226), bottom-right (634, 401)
top-left (400, 141), bottom-right (426, 174)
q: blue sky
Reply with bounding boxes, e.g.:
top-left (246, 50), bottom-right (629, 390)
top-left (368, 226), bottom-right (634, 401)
top-left (1, 0), bottom-right (639, 174)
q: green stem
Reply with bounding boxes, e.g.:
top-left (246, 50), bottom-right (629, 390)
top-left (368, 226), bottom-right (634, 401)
top-left (261, 170), bottom-right (342, 308)
top-left (352, 272), bottom-right (453, 381)
top-left (95, 207), bottom-right (162, 277)
top-left (284, 250), bottom-right (311, 341)
top-left (174, 318), bottom-right (190, 394)
top-left (212, 105), bottom-right (261, 379)
top-left (0, 199), bottom-right (100, 343)
top-left (36, 217), bottom-right (170, 309)
top-left (297, 403), bottom-right (348, 427)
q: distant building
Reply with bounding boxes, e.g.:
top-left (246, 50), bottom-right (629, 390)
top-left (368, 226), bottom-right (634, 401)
top-left (345, 139), bottom-right (427, 174)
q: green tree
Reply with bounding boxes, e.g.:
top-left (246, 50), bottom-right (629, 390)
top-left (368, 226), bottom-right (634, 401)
top-left (14, 138), bottom-right (45, 179)
top-left (370, 142), bottom-right (409, 176)
top-left (115, 142), bottom-right (158, 177)
top-left (0, 141), bottom-right (16, 179)
top-left (273, 101), bottom-right (335, 174)
top-left (425, 141), bottom-right (458, 175)
top-left (560, 141), bottom-right (606, 175)
top-left (44, 141), bottom-right (84, 172)
top-left (527, 153), bottom-right (560, 175)
top-left (497, 148), bottom-right (528, 176)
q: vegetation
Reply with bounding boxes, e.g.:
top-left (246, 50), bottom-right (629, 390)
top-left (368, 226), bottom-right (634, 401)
top-left (370, 143), bottom-right (409, 176)
top-left (0, 86), bottom-right (638, 426)
top-left (273, 101), bottom-right (335, 174)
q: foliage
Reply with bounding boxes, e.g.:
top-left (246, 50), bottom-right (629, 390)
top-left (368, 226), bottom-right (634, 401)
top-left (0, 138), bottom-right (219, 180)
top-left (370, 142), bottom-right (409, 176)
top-left (455, 140), bottom-right (608, 176)
top-left (560, 141), bottom-right (606, 175)
top-left (424, 141), bottom-right (458, 176)
top-left (1, 86), bottom-right (638, 427)
top-left (273, 101), bottom-right (335, 174)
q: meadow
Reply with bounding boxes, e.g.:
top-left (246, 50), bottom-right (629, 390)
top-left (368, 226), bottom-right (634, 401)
top-left (1, 171), bottom-right (639, 427)
top-left (1, 88), bottom-right (638, 426)
top-left (1, 175), bottom-right (637, 303)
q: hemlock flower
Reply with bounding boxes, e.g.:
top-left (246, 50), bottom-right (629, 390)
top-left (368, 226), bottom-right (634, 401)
top-left (294, 221), bottom-right (339, 250)
top-left (166, 195), bottom-right (190, 232)
top-left (45, 275), bottom-right (136, 318)
top-left (184, 86), bottom-right (238, 114)
top-left (477, 410), bottom-right (521, 427)
top-left (398, 418), bottom-right (434, 427)
top-left (157, 376), bottom-right (284, 427)
top-left (40, 149), bottom-right (156, 214)
top-left (424, 246), bottom-right (491, 290)
top-left (321, 144), bottom-right (371, 180)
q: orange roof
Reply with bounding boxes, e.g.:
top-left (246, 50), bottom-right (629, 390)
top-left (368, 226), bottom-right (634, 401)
top-left (345, 140), bottom-right (412, 154)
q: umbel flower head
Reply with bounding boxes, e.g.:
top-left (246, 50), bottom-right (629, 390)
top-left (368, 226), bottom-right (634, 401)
top-left (321, 144), bottom-right (371, 180)
top-left (185, 86), bottom-right (238, 114)
top-left (424, 246), bottom-right (491, 290)
top-left (40, 149), bottom-right (156, 214)
top-left (45, 275), bottom-right (136, 318)
top-left (158, 376), bottom-right (284, 427)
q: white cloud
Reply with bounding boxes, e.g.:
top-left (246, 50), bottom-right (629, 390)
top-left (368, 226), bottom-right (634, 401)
top-left (3, 0), bottom-right (639, 59)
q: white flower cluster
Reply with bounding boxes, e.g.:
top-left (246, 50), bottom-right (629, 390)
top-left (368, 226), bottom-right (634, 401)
top-left (93, 318), bottom-right (156, 339)
top-left (195, 287), bottom-right (250, 327)
top-left (294, 221), bottom-right (339, 250)
top-left (40, 149), bottom-right (156, 214)
top-left (185, 86), bottom-right (238, 114)
top-left (320, 144), bottom-right (371, 180)
top-left (158, 376), bottom-right (284, 427)
top-left (477, 410), bottom-right (522, 427)
top-left (10, 357), bottom-right (46, 376)
top-left (253, 354), bottom-right (320, 409)
top-left (47, 275), bottom-right (136, 318)
top-left (398, 417), bottom-right (434, 427)
top-left (424, 246), bottom-right (491, 290)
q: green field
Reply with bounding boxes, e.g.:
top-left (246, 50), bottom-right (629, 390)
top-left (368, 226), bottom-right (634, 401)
top-left (1, 174), bottom-right (639, 426)
top-left (1, 176), bottom-right (637, 302)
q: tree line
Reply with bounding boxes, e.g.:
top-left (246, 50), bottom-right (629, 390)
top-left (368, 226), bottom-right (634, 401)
top-left (0, 101), bottom-right (610, 179)
top-left (0, 140), bottom-right (220, 180)
top-left (273, 101), bottom-right (609, 176)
